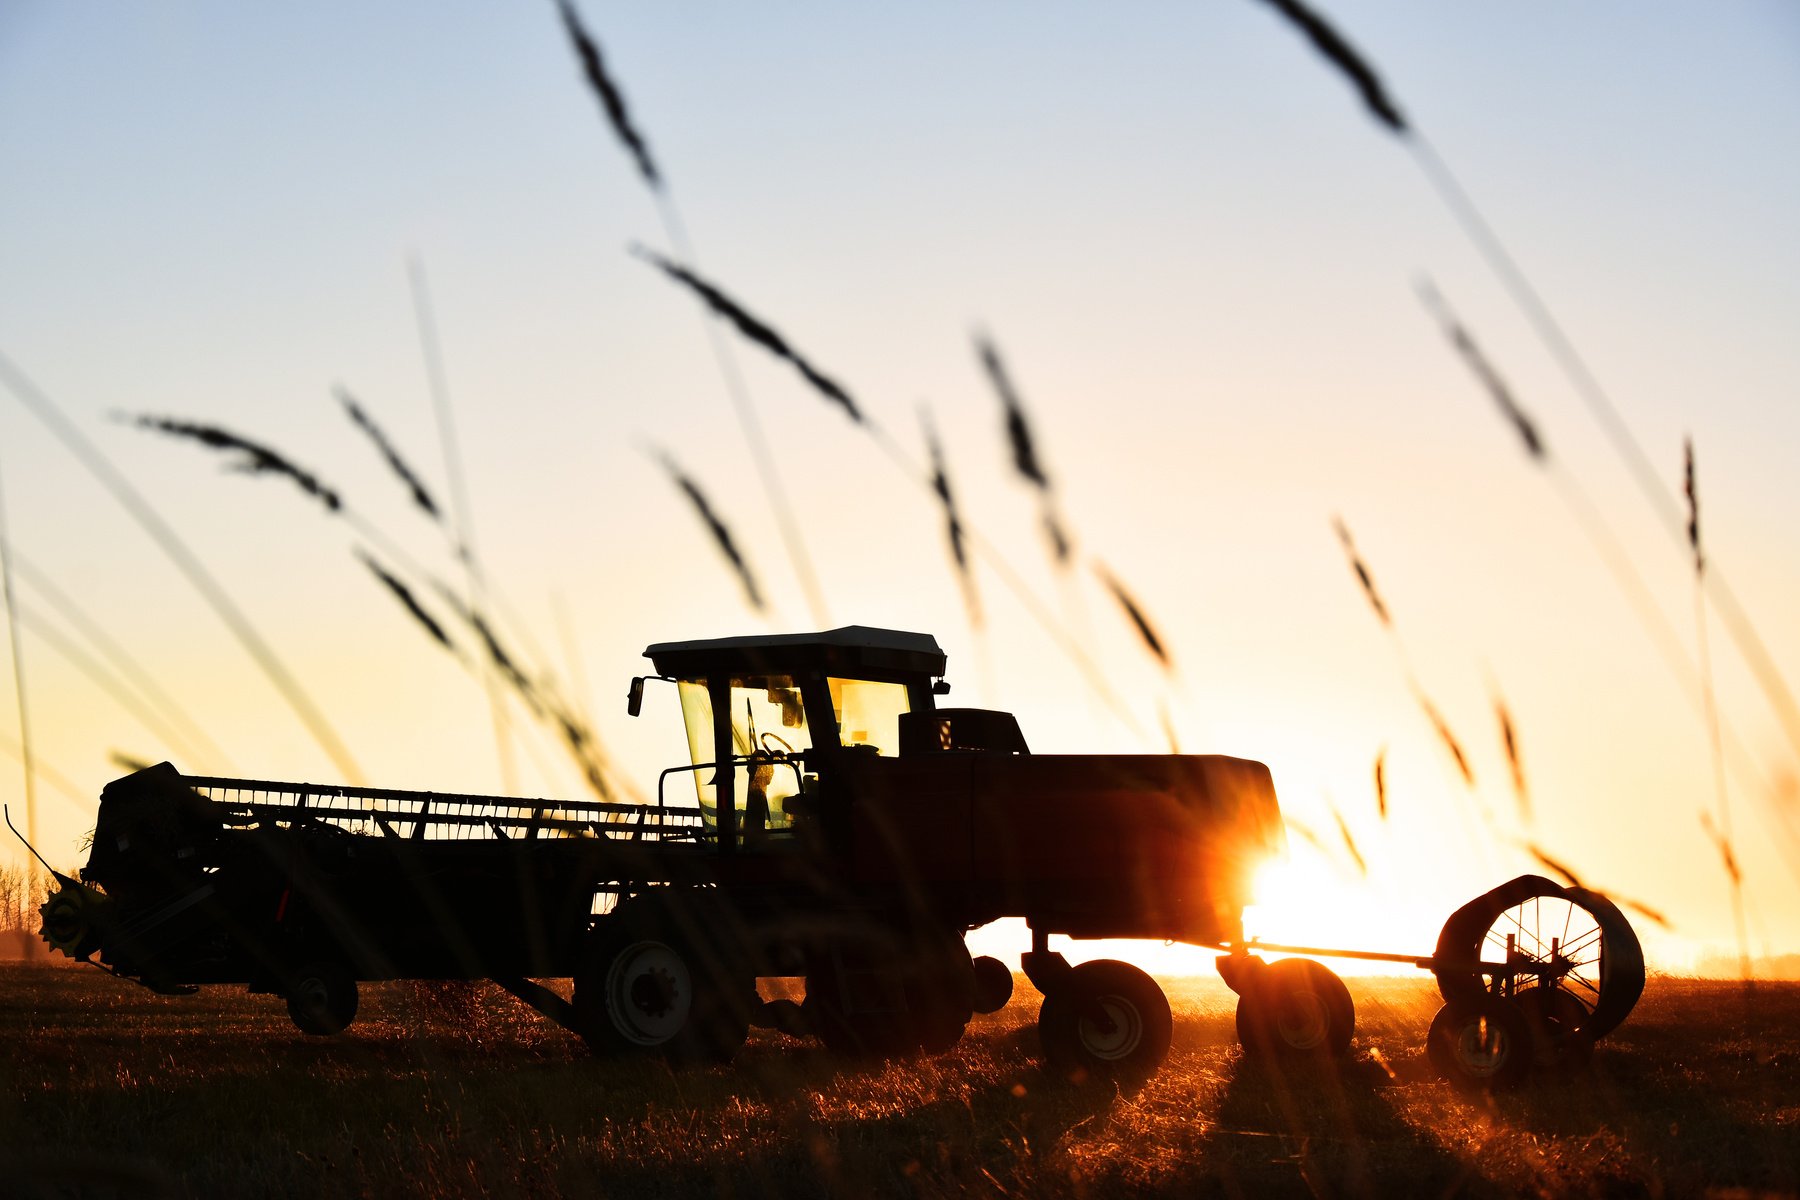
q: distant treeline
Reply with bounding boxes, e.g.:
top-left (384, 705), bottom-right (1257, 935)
top-left (1688, 950), bottom-right (1800, 982)
top-left (1, 863), bottom-right (51, 932)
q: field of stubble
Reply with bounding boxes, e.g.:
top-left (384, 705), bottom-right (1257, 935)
top-left (1, 964), bottom-right (1795, 1198)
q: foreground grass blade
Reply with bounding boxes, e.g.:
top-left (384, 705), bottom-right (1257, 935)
top-left (1373, 747), bottom-right (1388, 820)
top-left (1417, 693), bottom-right (1474, 786)
top-left (12, 547), bottom-right (234, 773)
top-left (129, 415), bottom-right (344, 512)
top-left (357, 549), bottom-right (457, 654)
top-left (1333, 516), bottom-right (1477, 788)
top-left (1332, 807), bottom-right (1368, 875)
top-left (1495, 695), bottom-right (1530, 824)
top-left (635, 247), bottom-right (862, 424)
top-left (0, 351), bottom-right (364, 784)
top-left (655, 450), bottom-right (765, 612)
top-left (1253, 0), bottom-right (1407, 134)
top-left (1419, 280), bottom-right (1545, 461)
top-left (923, 409), bottom-right (980, 627)
top-left (976, 332), bottom-right (1071, 564)
top-left (556, 0), bottom-right (661, 190)
top-left (1332, 516), bottom-right (1390, 626)
top-left (0, 464), bottom-right (42, 895)
top-left (337, 385), bottom-right (443, 522)
top-left (1093, 561), bottom-right (1170, 669)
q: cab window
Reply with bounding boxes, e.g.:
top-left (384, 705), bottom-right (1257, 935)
top-left (728, 675), bottom-right (811, 838)
top-left (675, 679), bottom-right (718, 820)
top-left (675, 675), bottom-right (812, 836)
top-left (827, 677), bottom-right (910, 756)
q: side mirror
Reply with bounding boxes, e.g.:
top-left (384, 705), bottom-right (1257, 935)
top-left (626, 676), bottom-right (646, 717)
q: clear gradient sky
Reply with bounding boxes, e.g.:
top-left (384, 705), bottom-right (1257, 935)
top-left (2, 3), bottom-right (1798, 973)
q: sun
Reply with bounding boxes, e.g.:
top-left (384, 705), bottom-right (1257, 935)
top-left (1240, 847), bottom-right (1441, 976)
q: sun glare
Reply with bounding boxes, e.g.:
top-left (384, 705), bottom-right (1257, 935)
top-left (1240, 851), bottom-right (1436, 976)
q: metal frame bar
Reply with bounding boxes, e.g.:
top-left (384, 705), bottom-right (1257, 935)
top-left (181, 774), bottom-right (708, 843)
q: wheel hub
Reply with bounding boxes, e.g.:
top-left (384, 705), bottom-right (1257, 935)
top-left (1273, 992), bottom-right (1330, 1051)
top-left (606, 941), bottom-right (692, 1045)
top-left (630, 966), bottom-right (680, 1020)
top-left (1454, 1016), bottom-right (1512, 1077)
top-left (1078, 996), bottom-right (1143, 1060)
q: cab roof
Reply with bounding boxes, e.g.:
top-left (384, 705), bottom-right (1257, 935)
top-left (645, 625), bottom-right (946, 679)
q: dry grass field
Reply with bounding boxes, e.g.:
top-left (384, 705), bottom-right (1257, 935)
top-left (2, 963), bottom-right (1796, 1198)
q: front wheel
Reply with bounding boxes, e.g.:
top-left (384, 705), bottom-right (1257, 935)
top-left (575, 906), bottom-right (751, 1064)
top-left (1038, 959), bottom-right (1172, 1083)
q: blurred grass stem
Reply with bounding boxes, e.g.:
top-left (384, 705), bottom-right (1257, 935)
top-left (1408, 135), bottom-right (1800, 767)
top-left (0, 463), bottom-right (42, 930)
top-left (11, 547), bottom-right (233, 773)
top-left (0, 350), bottom-right (365, 784)
top-left (409, 256), bottom-right (518, 795)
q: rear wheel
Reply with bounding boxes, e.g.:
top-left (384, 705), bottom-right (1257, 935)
top-left (806, 927), bottom-right (974, 1057)
top-left (1038, 959), bottom-right (1172, 1083)
top-left (286, 960), bottom-right (358, 1035)
top-left (1235, 958), bottom-right (1354, 1060)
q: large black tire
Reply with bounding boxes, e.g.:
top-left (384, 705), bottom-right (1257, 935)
top-left (286, 960), bottom-right (359, 1036)
top-left (1038, 959), bottom-right (1173, 1083)
top-left (575, 902), bottom-right (752, 1064)
top-left (1427, 995), bottom-right (1534, 1091)
top-left (807, 927), bottom-right (974, 1057)
top-left (1432, 874), bottom-right (1645, 1045)
top-left (1235, 958), bottom-right (1354, 1060)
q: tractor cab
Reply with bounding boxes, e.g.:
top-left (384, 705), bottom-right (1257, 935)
top-left (633, 626), bottom-right (970, 849)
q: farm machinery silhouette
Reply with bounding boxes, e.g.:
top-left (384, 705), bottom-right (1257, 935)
top-left (27, 626), bottom-right (1643, 1088)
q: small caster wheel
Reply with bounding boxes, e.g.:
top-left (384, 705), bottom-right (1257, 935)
top-left (1427, 995), bottom-right (1534, 1091)
top-left (286, 960), bottom-right (359, 1035)
top-left (1236, 958), bottom-right (1354, 1060)
top-left (1515, 986), bottom-right (1595, 1073)
top-left (971, 955), bottom-right (1014, 1014)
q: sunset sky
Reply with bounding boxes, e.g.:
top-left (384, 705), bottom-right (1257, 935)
top-left (2, 3), bottom-right (1797, 974)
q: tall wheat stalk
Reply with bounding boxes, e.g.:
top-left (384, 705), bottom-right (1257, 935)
top-left (407, 257), bottom-right (518, 795)
top-left (653, 450), bottom-right (766, 613)
top-left (10, 602), bottom-right (215, 771)
top-left (922, 408), bottom-right (981, 631)
top-left (1493, 692), bottom-right (1530, 826)
top-left (557, 1), bottom-right (828, 625)
top-left (633, 250), bottom-right (1150, 737)
top-left (11, 547), bottom-right (232, 773)
top-left (1422, 283), bottom-right (1800, 883)
top-left (1687, 440), bottom-right (1752, 982)
top-left (0, 463), bottom-right (42, 956)
top-left (130, 409), bottom-right (627, 803)
top-left (1332, 515), bottom-right (1476, 788)
top-left (1373, 746), bottom-right (1388, 820)
top-left (0, 351), bottom-right (364, 783)
top-left (1256, 0), bottom-right (1800, 768)
top-left (976, 332), bottom-right (1072, 566)
top-left (0, 729), bottom-right (93, 815)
